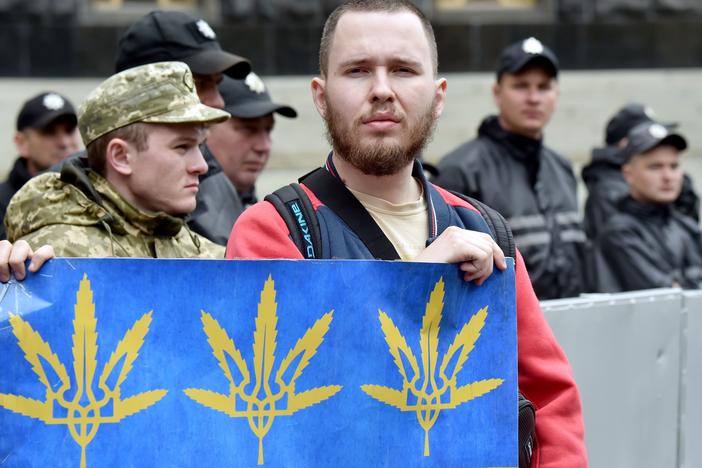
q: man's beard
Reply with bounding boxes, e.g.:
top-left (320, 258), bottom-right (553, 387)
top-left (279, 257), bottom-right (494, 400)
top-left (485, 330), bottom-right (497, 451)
top-left (323, 96), bottom-right (438, 176)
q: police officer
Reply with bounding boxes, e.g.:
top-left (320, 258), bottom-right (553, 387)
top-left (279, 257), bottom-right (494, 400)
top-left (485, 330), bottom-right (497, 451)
top-left (433, 37), bottom-right (585, 300)
top-left (207, 73), bottom-right (297, 208)
top-left (597, 122), bottom-right (701, 291)
top-left (582, 103), bottom-right (699, 239)
top-left (1, 92), bottom-right (81, 239)
top-left (114, 10), bottom-right (252, 245)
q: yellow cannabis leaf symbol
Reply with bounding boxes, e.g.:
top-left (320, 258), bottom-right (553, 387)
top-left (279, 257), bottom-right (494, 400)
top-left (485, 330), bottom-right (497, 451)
top-left (0, 274), bottom-right (167, 468)
top-left (361, 277), bottom-right (504, 457)
top-left (184, 275), bottom-right (342, 465)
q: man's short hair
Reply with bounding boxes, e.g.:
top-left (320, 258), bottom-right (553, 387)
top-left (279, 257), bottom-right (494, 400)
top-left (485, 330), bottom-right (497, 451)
top-left (86, 123), bottom-right (149, 175)
top-left (319, 0), bottom-right (438, 77)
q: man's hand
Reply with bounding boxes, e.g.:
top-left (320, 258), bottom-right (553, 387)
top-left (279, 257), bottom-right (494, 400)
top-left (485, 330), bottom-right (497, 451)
top-left (414, 227), bottom-right (507, 285)
top-left (0, 240), bottom-right (55, 282)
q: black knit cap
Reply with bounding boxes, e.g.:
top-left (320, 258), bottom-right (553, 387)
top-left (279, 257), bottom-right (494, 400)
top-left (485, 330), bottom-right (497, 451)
top-left (115, 11), bottom-right (251, 79)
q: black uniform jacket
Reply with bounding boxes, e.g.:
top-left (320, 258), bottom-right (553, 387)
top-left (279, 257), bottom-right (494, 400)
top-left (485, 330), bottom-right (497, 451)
top-left (433, 116), bottom-right (586, 300)
top-left (598, 196), bottom-right (702, 291)
top-left (0, 157), bottom-right (32, 240)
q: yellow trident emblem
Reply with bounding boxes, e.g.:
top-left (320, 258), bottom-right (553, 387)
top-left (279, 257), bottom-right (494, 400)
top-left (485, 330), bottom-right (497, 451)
top-left (0, 274), bottom-right (167, 468)
top-left (361, 277), bottom-right (504, 457)
top-left (184, 275), bottom-right (342, 465)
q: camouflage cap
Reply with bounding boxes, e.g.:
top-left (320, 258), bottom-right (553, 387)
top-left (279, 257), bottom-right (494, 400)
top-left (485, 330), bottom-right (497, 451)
top-left (79, 61), bottom-right (230, 146)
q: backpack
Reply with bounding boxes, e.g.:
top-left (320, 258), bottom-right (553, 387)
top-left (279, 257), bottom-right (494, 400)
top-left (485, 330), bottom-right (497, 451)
top-left (265, 167), bottom-right (536, 467)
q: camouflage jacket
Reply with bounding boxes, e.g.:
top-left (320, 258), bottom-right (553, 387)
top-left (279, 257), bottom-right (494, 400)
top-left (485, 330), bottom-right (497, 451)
top-left (4, 164), bottom-right (224, 259)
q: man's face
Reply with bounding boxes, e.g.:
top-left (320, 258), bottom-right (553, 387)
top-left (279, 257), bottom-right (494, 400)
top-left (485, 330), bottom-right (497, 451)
top-left (493, 66), bottom-right (559, 139)
top-left (207, 114), bottom-right (274, 193)
top-left (15, 119), bottom-right (81, 175)
top-left (126, 123), bottom-right (209, 215)
top-left (623, 145), bottom-right (683, 205)
top-left (312, 10), bottom-right (446, 176)
top-left (193, 73), bottom-right (225, 109)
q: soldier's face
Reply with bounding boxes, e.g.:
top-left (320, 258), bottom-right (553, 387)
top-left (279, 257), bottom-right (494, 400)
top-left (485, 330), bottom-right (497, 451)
top-left (207, 114), bottom-right (274, 193)
top-left (493, 66), bottom-right (558, 139)
top-left (311, 10), bottom-right (446, 176)
top-left (623, 144), bottom-right (683, 205)
top-left (15, 119), bottom-right (81, 175)
top-left (126, 123), bottom-right (209, 215)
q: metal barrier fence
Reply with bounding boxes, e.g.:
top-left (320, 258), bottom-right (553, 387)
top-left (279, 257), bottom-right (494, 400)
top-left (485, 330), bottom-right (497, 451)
top-left (541, 289), bottom-right (702, 468)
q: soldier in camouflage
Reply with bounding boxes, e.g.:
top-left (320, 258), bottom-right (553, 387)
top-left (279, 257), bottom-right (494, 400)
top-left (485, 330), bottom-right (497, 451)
top-left (4, 62), bottom-right (230, 258)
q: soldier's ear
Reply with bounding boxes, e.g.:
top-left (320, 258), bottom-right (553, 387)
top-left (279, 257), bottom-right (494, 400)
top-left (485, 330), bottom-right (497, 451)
top-left (105, 138), bottom-right (134, 176)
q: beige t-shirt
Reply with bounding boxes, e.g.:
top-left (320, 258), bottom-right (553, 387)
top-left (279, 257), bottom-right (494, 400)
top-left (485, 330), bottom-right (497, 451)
top-left (348, 183), bottom-right (428, 260)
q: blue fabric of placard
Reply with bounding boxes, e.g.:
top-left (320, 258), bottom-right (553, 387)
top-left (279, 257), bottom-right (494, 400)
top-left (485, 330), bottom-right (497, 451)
top-left (0, 258), bottom-right (517, 468)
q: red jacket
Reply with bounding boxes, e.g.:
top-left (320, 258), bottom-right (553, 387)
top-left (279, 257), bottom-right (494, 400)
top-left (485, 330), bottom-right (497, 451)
top-left (227, 172), bottom-right (587, 467)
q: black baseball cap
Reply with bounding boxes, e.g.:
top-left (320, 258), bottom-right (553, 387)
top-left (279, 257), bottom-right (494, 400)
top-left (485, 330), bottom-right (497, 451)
top-left (497, 37), bottom-right (559, 79)
top-left (622, 122), bottom-right (687, 162)
top-left (16, 92), bottom-right (77, 131)
top-left (115, 11), bottom-right (251, 79)
top-left (605, 103), bottom-right (677, 145)
top-left (220, 74), bottom-right (297, 119)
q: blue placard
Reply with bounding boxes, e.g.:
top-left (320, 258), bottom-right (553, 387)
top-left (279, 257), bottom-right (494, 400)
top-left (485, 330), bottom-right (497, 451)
top-left (0, 258), bottom-right (517, 467)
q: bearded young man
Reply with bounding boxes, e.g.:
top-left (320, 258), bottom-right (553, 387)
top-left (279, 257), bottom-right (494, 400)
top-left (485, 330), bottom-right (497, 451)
top-left (226, 1), bottom-right (587, 466)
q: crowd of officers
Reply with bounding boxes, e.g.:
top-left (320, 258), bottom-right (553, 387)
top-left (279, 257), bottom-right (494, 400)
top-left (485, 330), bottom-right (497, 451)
top-left (1, 13), bottom-right (696, 299)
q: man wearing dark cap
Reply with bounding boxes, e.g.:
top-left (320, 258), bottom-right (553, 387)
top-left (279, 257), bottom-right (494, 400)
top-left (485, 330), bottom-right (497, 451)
top-left (433, 37), bottom-right (585, 300)
top-left (582, 103), bottom-right (699, 240)
top-left (0, 92), bottom-right (81, 239)
top-left (597, 122), bottom-right (702, 291)
top-left (114, 10), bottom-right (252, 245)
top-left (207, 73), bottom-right (297, 208)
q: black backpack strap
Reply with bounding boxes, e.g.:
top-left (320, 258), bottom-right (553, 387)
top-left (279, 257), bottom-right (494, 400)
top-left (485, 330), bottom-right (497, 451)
top-left (450, 191), bottom-right (516, 259)
top-left (264, 183), bottom-right (321, 259)
top-left (300, 168), bottom-right (401, 260)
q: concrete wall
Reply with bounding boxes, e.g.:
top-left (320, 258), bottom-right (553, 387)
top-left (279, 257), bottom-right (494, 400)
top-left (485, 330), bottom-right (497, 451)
top-left (2, 68), bottom-right (701, 199)
top-left (542, 289), bottom-right (702, 468)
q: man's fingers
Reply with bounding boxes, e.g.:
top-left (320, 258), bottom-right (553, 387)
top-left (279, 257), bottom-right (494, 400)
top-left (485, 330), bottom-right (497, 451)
top-left (492, 241), bottom-right (507, 270)
top-left (28, 245), bottom-right (55, 273)
top-left (462, 260), bottom-right (493, 283)
top-left (8, 240), bottom-right (31, 281)
top-left (0, 240), bottom-right (12, 282)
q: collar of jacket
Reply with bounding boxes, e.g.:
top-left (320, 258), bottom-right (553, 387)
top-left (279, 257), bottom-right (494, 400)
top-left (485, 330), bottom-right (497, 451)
top-left (61, 157), bottom-right (186, 237)
top-left (618, 195), bottom-right (673, 220)
top-left (238, 187), bottom-right (258, 206)
top-left (478, 115), bottom-right (543, 164)
top-left (8, 157), bottom-right (33, 191)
